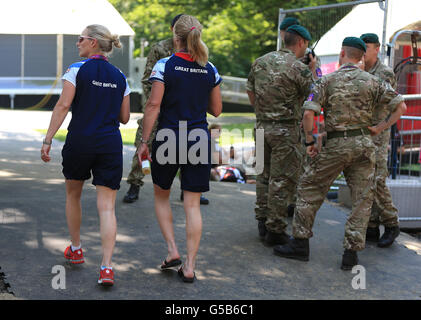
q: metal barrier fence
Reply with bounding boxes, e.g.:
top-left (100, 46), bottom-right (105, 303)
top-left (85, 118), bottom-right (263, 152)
top-left (335, 96), bottom-right (421, 227)
top-left (277, 0), bottom-right (387, 59)
top-left (220, 76), bottom-right (249, 105)
top-left (392, 112), bottom-right (421, 180)
top-left (388, 112), bottom-right (421, 226)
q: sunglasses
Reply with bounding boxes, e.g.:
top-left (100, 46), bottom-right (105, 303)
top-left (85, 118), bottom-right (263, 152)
top-left (78, 36), bottom-right (95, 43)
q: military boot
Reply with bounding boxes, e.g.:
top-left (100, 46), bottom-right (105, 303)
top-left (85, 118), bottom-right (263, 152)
top-left (123, 184), bottom-right (140, 203)
top-left (377, 226), bottom-right (400, 248)
top-left (366, 226), bottom-right (380, 243)
top-left (264, 231), bottom-right (289, 246)
top-left (341, 249), bottom-right (358, 270)
top-left (257, 219), bottom-right (267, 240)
top-left (273, 238), bottom-right (309, 261)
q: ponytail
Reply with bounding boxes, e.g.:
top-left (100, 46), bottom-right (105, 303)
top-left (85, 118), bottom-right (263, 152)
top-left (174, 15), bottom-right (208, 67)
top-left (187, 27), bottom-right (208, 67)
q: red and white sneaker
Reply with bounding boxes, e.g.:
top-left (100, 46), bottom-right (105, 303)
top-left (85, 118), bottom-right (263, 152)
top-left (98, 268), bottom-right (114, 286)
top-left (64, 246), bottom-right (84, 264)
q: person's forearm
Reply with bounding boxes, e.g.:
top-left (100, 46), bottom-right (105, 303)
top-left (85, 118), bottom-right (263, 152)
top-left (247, 91), bottom-right (255, 107)
top-left (45, 103), bottom-right (70, 142)
top-left (141, 102), bottom-right (160, 143)
top-left (375, 102), bottom-right (407, 132)
top-left (303, 110), bottom-right (315, 143)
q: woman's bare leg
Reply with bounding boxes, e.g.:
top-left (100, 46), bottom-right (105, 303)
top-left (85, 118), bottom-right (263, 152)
top-left (182, 191), bottom-right (202, 278)
top-left (154, 184), bottom-right (180, 263)
top-left (65, 179), bottom-right (84, 247)
top-left (96, 185), bottom-right (117, 268)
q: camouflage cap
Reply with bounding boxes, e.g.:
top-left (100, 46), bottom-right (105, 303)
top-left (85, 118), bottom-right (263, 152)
top-left (360, 33), bottom-right (380, 44)
top-left (342, 37), bottom-right (366, 52)
top-left (286, 25), bottom-right (312, 41)
top-left (280, 17), bottom-right (300, 31)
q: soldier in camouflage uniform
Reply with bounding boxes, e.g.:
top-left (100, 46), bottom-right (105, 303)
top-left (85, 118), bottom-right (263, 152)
top-left (360, 33), bottom-right (401, 248)
top-left (279, 18), bottom-right (323, 217)
top-left (273, 37), bottom-right (407, 270)
top-left (279, 17), bottom-right (322, 75)
top-left (123, 16), bottom-right (179, 203)
top-left (246, 25), bottom-right (317, 246)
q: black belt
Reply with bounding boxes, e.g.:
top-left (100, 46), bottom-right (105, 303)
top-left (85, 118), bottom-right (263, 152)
top-left (327, 127), bottom-right (371, 140)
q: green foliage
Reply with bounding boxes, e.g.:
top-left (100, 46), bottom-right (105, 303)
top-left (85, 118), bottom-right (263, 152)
top-left (109, 0), bottom-right (352, 77)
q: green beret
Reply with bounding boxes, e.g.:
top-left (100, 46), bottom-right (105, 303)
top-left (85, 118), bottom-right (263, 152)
top-left (286, 25), bottom-right (312, 41)
top-left (280, 17), bottom-right (300, 31)
top-left (360, 33), bottom-right (380, 44)
top-left (342, 37), bottom-right (366, 52)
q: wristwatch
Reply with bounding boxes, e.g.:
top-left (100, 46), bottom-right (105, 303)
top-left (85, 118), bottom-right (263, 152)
top-left (304, 140), bottom-right (315, 147)
top-left (140, 137), bottom-right (149, 144)
top-left (43, 139), bottom-right (52, 145)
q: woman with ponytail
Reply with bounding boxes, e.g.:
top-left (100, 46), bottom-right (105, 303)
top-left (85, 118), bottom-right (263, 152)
top-left (138, 15), bottom-right (222, 283)
top-left (41, 24), bottom-right (130, 286)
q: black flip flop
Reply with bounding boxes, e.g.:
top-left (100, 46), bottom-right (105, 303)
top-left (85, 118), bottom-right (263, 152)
top-left (178, 266), bottom-right (195, 283)
top-left (161, 258), bottom-right (182, 270)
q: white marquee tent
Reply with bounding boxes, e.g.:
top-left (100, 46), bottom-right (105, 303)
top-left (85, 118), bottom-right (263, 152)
top-left (317, 0), bottom-right (421, 66)
top-left (0, 0), bottom-right (135, 78)
top-left (0, 0), bottom-right (134, 36)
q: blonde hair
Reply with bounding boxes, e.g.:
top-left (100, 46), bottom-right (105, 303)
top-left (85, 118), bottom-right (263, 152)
top-left (173, 15), bottom-right (208, 67)
top-left (85, 24), bottom-right (122, 55)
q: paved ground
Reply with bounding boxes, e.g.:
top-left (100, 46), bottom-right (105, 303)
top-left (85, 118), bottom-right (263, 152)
top-left (1, 110), bottom-right (421, 300)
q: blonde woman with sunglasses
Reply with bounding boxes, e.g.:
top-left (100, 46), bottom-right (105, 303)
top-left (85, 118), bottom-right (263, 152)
top-left (41, 24), bottom-right (131, 286)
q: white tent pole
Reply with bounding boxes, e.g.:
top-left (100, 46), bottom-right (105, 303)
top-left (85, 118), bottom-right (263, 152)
top-left (21, 34), bottom-right (25, 80)
top-left (57, 34), bottom-right (63, 77)
top-left (380, 0), bottom-right (389, 61)
top-left (277, 8), bottom-right (285, 51)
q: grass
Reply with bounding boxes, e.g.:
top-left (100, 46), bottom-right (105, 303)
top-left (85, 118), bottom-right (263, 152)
top-left (209, 112), bottom-right (255, 118)
top-left (219, 123), bottom-right (255, 146)
top-left (36, 129), bottom-right (138, 146)
top-left (400, 164), bottom-right (421, 172)
top-left (36, 122), bottom-right (256, 147)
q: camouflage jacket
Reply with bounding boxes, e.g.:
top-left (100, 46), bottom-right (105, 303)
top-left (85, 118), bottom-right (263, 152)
top-left (303, 63), bottom-right (404, 132)
top-left (141, 38), bottom-right (175, 110)
top-left (246, 48), bottom-right (314, 122)
top-left (368, 58), bottom-right (398, 124)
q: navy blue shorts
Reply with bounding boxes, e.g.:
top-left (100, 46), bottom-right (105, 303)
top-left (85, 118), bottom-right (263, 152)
top-left (62, 147), bottom-right (122, 190)
top-left (151, 138), bottom-right (211, 193)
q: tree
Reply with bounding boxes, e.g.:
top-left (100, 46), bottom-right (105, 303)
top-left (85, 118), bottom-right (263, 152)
top-left (109, 0), bottom-right (354, 77)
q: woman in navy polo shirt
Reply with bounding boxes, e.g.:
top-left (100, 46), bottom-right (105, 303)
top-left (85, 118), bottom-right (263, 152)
top-left (40, 24), bottom-right (130, 286)
top-left (138, 15), bottom-right (222, 283)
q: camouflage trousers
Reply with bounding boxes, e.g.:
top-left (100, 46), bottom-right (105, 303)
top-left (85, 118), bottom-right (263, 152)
top-left (126, 118), bottom-right (158, 186)
top-left (255, 122), bottom-right (304, 233)
top-left (369, 129), bottom-right (399, 228)
top-left (293, 135), bottom-right (376, 251)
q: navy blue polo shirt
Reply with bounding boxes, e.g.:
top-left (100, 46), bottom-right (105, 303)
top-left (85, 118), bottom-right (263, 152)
top-left (62, 57), bottom-right (130, 153)
top-left (149, 52), bottom-right (222, 132)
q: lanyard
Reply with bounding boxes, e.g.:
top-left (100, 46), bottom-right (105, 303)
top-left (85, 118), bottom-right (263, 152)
top-left (89, 54), bottom-right (108, 61)
top-left (341, 65), bottom-right (358, 70)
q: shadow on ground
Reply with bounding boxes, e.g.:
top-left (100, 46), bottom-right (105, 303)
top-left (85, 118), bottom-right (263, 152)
top-left (1, 130), bottom-right (421, 300)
